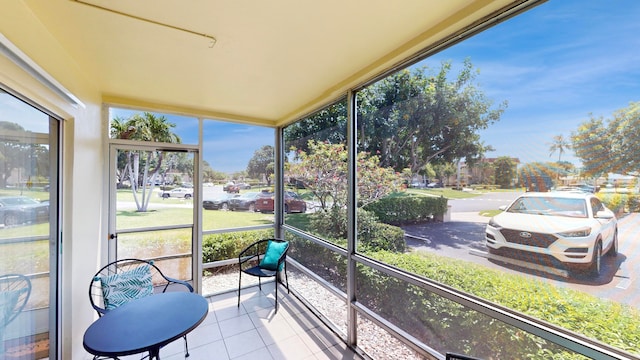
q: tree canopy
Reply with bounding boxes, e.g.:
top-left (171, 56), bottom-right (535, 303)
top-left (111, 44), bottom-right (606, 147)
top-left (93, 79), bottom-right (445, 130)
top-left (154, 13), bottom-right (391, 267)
top-left (246, 145), bottom-right (275, 182)
top-left (493, 157), bottom-right (516, 188)
top-left (283, 60), bottom-right (506, 179)
top-left (357, 59), bottom-right (506, 173)
top-left (0, 121), bottom-right (49, 188)
top-left (572, 102), bottom-right (639, 176)
top-left (286, 140), bottom-right (403, 210)
top-left (111, 112), bottom-right (182, 212)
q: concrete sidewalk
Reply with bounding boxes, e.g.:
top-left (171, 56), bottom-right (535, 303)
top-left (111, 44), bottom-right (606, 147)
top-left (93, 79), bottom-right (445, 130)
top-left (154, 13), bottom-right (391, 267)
top-left (449, 211), bottom-right (489, 223)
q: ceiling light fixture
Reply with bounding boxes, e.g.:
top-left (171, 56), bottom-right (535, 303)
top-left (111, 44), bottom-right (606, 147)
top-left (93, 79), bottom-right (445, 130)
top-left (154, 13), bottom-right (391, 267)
top-left (71, 0), bottom-right (217, 48)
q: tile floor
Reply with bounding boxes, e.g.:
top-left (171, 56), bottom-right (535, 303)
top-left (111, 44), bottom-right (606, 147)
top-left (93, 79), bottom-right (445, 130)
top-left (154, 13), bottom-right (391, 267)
top-left (89, 282), bottom-right (360, 360)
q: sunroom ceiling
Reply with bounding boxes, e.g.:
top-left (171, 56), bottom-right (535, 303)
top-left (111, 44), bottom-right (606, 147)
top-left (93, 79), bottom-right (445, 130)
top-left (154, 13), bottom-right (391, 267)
top-left (23, 0), bottom-right (519, 126)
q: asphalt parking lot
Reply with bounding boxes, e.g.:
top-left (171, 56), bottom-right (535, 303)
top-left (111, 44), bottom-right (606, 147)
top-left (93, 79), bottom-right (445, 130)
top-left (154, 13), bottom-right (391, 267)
top-left (402, 196), bottom-right (640, 308)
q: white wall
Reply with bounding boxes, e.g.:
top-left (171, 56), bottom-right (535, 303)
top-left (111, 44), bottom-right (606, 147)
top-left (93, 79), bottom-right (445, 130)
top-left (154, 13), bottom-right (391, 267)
top-left (1, 2), bottom-right (105, 358)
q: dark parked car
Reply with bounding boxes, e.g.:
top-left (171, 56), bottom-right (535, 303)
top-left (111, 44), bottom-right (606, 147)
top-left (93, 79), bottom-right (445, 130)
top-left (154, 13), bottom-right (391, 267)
top-left (202, 193), bottom-right (239, 210)
top-left (0, 196), bottom-right (49, 227)
top-left (255, 191), bottom-right (307, 214)
top-left (228, 192), bottom-right (268, 212)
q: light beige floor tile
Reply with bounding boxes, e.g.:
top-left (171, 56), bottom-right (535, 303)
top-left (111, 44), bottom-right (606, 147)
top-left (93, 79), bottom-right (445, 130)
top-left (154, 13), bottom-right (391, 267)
top-left (230, 346), bottom-right (274, 360)
top-left (256, 317), bottom-right (299, 346)
top-left (224, 329), bottom-right (266, 359)
top-left (164, 339), bottom-right (229, 360)
top-left (267, 334), bottom-right (315, 360)
top-left (188, 321), bottom-right (224, 348)
top-left (218, 313), bottom-right (256, 338)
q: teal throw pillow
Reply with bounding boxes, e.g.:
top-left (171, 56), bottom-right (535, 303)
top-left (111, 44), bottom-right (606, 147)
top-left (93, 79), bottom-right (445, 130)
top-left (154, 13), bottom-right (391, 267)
top-left (259, 240), bottom-right (288, 271)
top-left (100, 264), bottom-right (153, 311)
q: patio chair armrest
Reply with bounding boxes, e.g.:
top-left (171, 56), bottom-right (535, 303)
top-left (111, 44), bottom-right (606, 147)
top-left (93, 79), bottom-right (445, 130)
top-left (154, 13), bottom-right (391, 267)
top-left (164, 276), bottom-right (194, 293)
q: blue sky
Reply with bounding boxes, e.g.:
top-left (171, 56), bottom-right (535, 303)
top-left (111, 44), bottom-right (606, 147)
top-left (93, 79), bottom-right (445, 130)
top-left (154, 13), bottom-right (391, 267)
top-left (427, 0), bottom-right (640, 166)
top-left (109, 108), bottom-right (274, 174)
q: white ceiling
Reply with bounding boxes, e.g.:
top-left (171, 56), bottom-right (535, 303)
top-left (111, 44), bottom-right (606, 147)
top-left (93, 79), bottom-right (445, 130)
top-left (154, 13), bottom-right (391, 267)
top-left (23, 0), bottom-right (520, 126)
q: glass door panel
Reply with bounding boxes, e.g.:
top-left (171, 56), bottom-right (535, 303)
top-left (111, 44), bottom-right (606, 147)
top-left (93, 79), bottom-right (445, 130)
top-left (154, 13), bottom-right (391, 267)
top-left (0, 89), bottom-right (58, 359)
top-left (111, 147), bottom-right (195, 282)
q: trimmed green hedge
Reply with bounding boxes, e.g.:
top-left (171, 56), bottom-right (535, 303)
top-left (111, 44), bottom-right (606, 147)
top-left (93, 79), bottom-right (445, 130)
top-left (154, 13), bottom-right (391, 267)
top-left (202, 229), bottom-right (273, 263)
top-left (364, 194), bottom-right (448, 225)
top-left (366, 250), bottom-right (640, 359)
top-left (308, 208), bottom-right (406, 252)
top-left (597, 193), bottom-right (640, 213)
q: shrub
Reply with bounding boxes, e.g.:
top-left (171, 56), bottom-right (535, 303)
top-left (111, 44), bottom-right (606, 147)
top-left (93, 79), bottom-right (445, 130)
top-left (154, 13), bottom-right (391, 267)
top-left (365, 194), bottom-right (448, 225)
top-left (309, 207), bottom-right (406, 252)
top-left (627, 194), bottom-right (640, 212)
top-left (364, 250), bottom-right (640, 358)
top-left (597, 193), bottom-right (627, 214)
top-left (202, 229), bottom-right (273, 263)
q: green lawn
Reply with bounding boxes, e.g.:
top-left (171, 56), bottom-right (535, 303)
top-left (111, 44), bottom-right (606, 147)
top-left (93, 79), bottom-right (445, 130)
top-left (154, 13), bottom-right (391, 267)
top-left (406, 187), bottom-right (480, 199)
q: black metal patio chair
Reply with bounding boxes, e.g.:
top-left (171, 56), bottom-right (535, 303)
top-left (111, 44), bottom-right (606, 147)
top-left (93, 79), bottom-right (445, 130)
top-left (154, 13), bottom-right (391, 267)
top-left (237, 239), bottom-right (289, 312)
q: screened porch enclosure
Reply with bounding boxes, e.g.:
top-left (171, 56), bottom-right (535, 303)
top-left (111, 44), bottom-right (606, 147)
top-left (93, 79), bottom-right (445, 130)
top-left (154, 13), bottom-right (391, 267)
top-left (1, 0), bottom-right (639, 359)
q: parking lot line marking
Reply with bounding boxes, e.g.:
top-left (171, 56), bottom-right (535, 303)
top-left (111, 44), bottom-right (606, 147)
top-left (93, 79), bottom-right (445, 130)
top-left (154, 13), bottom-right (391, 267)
top-left (469, 249), bottom-right (570, 278)
top-left (616, 278), bottom-right (632, 289)
top-left (405, 234), bottom-right (431, 244)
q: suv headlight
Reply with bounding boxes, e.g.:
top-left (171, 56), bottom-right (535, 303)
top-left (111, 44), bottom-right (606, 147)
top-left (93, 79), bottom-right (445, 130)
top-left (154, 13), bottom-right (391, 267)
top-left (558, 227), bottom-right (591, 237)
top-left (488, 218), bottom-right (501, 229)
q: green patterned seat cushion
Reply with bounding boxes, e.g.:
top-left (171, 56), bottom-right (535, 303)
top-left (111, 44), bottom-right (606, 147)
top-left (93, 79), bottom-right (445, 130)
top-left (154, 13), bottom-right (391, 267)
top-left (99, 264), bottom-right (153, 311)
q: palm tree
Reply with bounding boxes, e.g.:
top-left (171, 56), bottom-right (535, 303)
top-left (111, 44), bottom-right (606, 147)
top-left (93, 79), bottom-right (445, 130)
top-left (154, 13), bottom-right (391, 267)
top-left (111, 112), bottom-right (181, 211)
top-left (548, 134), bottom-right (571, 162)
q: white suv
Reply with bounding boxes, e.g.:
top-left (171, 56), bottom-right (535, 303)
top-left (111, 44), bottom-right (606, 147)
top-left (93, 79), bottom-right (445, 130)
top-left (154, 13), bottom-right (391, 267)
top-left (159, 187), bottom-right (193, 199)
top-left (485, 191), bottom-right (617, 277)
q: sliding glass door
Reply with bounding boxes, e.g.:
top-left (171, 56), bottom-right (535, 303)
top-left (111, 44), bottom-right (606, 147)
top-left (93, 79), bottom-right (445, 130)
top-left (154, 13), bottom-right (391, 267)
top-left (0, 88), bottom-right (60, 359)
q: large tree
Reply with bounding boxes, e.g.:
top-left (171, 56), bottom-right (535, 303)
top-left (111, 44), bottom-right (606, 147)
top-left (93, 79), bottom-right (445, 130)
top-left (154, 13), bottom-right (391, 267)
top-left (572, 102), bottom-right (640, 177)
top-left (357, 59), bottom-right (506, 173)
top-left (283, 101), bottom-right (347, 153)
top-left (111, 112), bottom-right (181, 212)
top-left (608, 101), bottom-right (640, 173)
top-left (246, 145), bottom-right (275, 183)
top-left (0, 121), bottom-right (49, 188)
top-left (283, 60), bottom-right (505, 175)
top-left (493, 157), bottom-right (516, 188)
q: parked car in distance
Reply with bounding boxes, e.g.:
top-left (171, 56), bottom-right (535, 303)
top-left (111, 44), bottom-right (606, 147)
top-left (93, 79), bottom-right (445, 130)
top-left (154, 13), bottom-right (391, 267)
top-left (555, 184), bottom-right (597, 193)
top-left (427, 182), bottom-right (443, 188)
top-left (485, 191), bottom-right (617, 277)
top-left (228, 192), bottom-right (268, 212)
top-left (236, 182), bottom-right (252, 190)
top-left (0, 196), bottom-right (49, 227)
top-left (203, 193), bottom-right (239, 210)
top-left (255, 191), bottom-right (307, 214)
top-left (223, 182), bottom-right (240, 193)
top-left (159, 187), bottom-right (193, 199)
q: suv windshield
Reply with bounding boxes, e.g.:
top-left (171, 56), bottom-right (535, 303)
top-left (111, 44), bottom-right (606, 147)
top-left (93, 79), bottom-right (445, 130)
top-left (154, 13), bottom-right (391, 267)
top-left (507, 197), bottom-right (588, 218)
